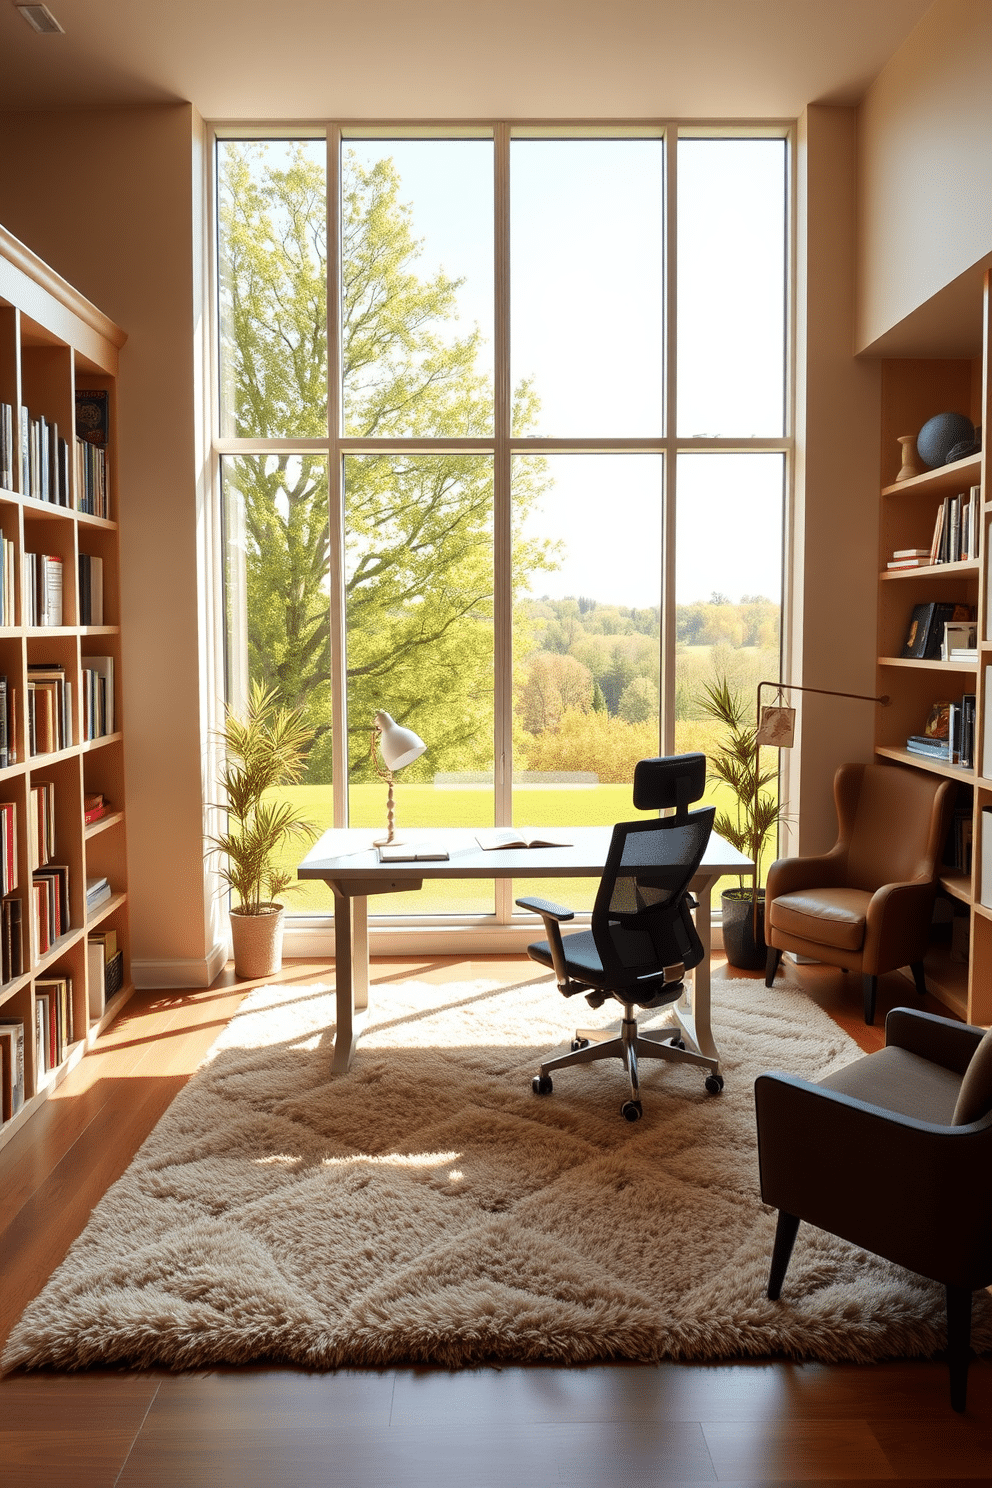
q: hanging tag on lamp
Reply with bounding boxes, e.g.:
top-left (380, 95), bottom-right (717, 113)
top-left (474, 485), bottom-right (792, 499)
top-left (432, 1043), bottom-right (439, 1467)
top-left (756, 705), bottom-right (796, 748)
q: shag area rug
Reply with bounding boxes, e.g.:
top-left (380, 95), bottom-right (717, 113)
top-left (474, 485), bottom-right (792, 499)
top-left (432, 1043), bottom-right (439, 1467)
top-left (4, 973), bottom-right (990, 1373)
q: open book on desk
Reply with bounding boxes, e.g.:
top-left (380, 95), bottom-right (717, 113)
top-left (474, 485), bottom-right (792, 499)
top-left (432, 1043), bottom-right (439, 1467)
top-left (475, 829), bottom-right (572, 851)
top-left (376, 841), bottom-right (449, 863)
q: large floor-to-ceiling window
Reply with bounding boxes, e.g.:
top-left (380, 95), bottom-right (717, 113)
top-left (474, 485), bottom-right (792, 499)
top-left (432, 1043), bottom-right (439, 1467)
top-left (214, 124), bottom-right (791, 927)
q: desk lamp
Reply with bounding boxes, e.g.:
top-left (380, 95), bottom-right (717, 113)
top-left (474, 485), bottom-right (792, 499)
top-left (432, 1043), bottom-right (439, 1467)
top-left (371, 711), bottom-right (426, 845)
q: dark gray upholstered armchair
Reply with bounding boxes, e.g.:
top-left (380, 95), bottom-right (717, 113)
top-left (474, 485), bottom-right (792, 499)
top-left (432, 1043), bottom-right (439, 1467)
top-left (755, 1007), bottom-right (992, 1411)
top-left (764, 762), bottom-right (956, 1024)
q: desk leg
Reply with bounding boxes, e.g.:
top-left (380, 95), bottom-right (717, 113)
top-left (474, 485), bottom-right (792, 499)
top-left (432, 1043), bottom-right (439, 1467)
top-left (674, 877), bottom-right (719, 1071)
top-left (331, 887), bottom-right (370, 1074)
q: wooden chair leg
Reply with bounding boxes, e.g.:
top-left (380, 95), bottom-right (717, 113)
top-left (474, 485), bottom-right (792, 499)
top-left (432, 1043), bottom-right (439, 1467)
top-left (765, 947), bottom-right (782, 987)
top-left (946, 1285), bottom-right (972, 1413)
top-left (767, 1211), bottom-right (800, 1300)
top-left (862, 974), bottom-right (878, 1025)
top-left (910, 961), bottom-right (927, 997)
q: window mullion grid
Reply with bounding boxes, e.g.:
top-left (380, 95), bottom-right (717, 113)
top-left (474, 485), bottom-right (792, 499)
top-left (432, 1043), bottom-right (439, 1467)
top-left (493, 123), bottom-right (514, 922)
top-left (326, 125), bottom-right (349, 827)
top-left (661, 125), bottom-right (678, 757)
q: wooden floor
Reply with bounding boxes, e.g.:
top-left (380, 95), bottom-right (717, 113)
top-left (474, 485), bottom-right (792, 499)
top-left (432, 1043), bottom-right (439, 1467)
top-left (1, 952), bottom-right (990, 1486)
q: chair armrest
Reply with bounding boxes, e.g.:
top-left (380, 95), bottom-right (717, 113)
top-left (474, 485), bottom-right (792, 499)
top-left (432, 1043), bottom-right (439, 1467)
top-left (884, 1006), bottom-right (986, 1075)
top-left (754, 1071), bottom-right (992, 1286)
top-left (515, 897), bottom-right (575, 990)
top-left (863, 879), bottom-right (938, 967)
top-left (765, 846), bottom-right (846, 901)
top-left (514, 896), bottom-right (574, 921)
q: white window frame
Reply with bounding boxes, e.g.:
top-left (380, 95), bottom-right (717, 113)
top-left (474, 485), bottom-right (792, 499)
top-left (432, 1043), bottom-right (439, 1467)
top-left (206, 119), bottom-right (796, 955)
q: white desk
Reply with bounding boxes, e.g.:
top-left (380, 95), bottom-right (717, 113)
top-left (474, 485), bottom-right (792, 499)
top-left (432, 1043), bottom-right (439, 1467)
top-left (298, 826), bottom-right (753, 1074)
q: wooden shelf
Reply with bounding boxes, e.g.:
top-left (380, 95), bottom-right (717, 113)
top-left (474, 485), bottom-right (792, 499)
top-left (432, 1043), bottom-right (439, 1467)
top-left (882, 451), bottom-right (982, 499)
top-left (875, 746), bottom-right (974, 782)
top-left (0, 230), bottom-right (131, 1146)
top-left (878, 655), bottom-right (978, 672)
top-left (880, 560), bottom-right (979, 580)
top-left (877, 305), bottom-right (989, 1026)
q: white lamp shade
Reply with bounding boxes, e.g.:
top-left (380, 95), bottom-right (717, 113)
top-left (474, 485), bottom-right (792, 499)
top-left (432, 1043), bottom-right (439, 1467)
top-left (374, 711), bottom-right (426, 771)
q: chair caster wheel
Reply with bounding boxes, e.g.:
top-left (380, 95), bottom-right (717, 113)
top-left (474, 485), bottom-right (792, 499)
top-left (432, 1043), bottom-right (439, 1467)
top-left (533, 1074), bottom-right (553, 1095)
top-left (571, 1037), bottom-right (589, 1051)
top-left (669, 1036), bottom-right (685, 1050)
top-left (705, 1074), bottom-right (724, 1094)
top-left (621, 1100), bottom-right (643, 1122)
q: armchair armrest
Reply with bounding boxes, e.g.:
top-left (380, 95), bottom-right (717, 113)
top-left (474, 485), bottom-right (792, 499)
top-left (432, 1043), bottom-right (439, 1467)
top-left (765, 845), bottom-right (847, 901)
top-left (885, 1007), bottom-right (986, 1075)
top-left (863, 878), bottom-right (939, 967)
top-left (754, 1071), bottom-right (992, 1287)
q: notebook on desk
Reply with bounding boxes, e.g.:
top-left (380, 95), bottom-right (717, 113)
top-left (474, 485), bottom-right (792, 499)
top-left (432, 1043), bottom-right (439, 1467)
top-left (376, 841), bottom-right (449, 863)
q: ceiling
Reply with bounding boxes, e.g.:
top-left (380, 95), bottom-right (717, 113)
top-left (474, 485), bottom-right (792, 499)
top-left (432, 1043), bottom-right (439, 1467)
top-left (0, 0), bottom-right (936, 120)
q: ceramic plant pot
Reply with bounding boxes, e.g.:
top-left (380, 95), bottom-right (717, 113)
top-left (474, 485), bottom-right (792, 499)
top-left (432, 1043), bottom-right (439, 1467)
top-left (230, 903), bottom-right (285, 980)
top-left (721, 888), bottom-right (766, 972)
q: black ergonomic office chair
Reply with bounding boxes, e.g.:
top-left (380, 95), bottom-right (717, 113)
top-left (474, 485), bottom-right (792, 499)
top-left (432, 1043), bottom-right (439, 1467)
top-left (517, 754), bottom-right (718, 1122)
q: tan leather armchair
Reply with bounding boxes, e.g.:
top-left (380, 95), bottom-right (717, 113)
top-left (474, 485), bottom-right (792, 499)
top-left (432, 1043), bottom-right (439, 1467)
top-left (764, 763), bottom-right (956, 1024)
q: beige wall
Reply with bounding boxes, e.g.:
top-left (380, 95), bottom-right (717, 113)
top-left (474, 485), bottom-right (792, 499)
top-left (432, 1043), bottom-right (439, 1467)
top-left (0, 104), bottom-right (223, 986)
top-left (857, 0), bottom-right (992, 352)
top-left (784, 105), bottom-right (881, 857)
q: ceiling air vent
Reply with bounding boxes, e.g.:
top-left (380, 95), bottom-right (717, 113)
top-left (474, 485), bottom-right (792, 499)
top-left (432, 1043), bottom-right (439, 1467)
top-left (16, 4), bottom-right (65, 32)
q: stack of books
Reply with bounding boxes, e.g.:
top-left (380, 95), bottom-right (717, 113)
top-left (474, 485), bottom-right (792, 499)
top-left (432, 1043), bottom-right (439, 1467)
top-left (886, 547), bottom-right (931, 570)
top-left (905, 733), bottom-right (949, 761)
top-left (0, 1019), bottom-right (25, 1124)
top-left (86, 875), bottom-right (112, 917)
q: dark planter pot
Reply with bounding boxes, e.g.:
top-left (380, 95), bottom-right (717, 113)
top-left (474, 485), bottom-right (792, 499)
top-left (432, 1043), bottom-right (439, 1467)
top-left (721, 888), bottom-right (766, 971)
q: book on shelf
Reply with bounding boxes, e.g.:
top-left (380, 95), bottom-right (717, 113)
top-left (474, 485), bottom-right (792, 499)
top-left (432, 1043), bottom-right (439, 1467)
top-left (947, 693), bottom-right (977, 767)
top-left (87, 928), bottom-right (119, 1018)
top-left (0, 401), bottom-right (13, 490)
top-left (86, 875), bottom-right (112, 914)
top-left (34, 993), bottom-right (49, 1079)
top-left (84, 792), bottom-right (109, 824)
top-left (892, 547), bottom-right (931, 559)
top-left (22, 552), bottom-right (64, 627)
top-left (928, 489), bottom-right (980, 566)
top-left (36, 974), bottom-right (72, 1066)
top-left (905, 736), bottom-right (950, 760)
top-left (75, 388), bottom-right (108, 446)
top-left (475, 829), bottom-right (573, 850)
top-left (901, 601), bottom-right (971, 660)
top-left (982, 808), bottom-right (992, 910)
top-left (0, 1020), bottom-right (25, 1121)
top-left (33, 863), bottom-right (69, 939)
top-left (376, 841), bottom-right (449, 863)
top-left (942, 621), bottom-right (977, 659)
top-left (887, 557), bottom-right (929, 569)
top-left (0, 801), bottom-right (16, 896)
top-left (944, 800), bottom-right (974, 874)
top-left (2, 896), bottom-right (23, 984)
top-left (81, 655), bottom-right (114, 736)
top-left (28, 780), bottom-right (56, 870)
top-left (27, 664), bottom-right (71, 754)
top-left (77, 553), bottom-right (104, 626)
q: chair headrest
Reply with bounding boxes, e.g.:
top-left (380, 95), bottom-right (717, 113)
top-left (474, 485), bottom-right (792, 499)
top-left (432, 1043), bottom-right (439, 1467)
top-left (633, 754), bottom-right (707, 812)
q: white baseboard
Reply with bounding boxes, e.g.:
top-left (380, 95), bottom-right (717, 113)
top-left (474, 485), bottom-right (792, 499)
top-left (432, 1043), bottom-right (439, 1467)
top-left (132, 940), bottom-right (228, 989)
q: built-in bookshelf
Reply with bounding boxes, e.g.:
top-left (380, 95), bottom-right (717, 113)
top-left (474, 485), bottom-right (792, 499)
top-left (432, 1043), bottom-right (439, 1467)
top-left (876, 269), bottom-right (991, 1024)
top-left (0, 225), bottom-right (130, 1150)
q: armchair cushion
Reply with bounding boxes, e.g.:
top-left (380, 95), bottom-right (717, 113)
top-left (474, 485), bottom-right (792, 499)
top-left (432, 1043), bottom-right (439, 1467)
top-left (769, 886), bottom-right (871, 952)
top-left (819, 1046), bottom-right (962, 1125)
top-left (952, 1027), bottom-right (992, 1126)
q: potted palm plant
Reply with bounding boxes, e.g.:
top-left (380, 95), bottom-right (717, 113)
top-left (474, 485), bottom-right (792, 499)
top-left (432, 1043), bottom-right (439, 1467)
top-left (697, 675), bottom-right (787, 971)
top-left (206, 681), bottom-right (320, 980)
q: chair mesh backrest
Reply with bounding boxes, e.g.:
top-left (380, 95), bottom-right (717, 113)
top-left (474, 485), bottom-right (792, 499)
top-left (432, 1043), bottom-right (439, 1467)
top-left (591, 808), bottom-right (715, 989)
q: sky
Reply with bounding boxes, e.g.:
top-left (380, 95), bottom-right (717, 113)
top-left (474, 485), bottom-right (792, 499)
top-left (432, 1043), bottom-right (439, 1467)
top-left (347, 134), bottom-right (786, 610)
top-left (234, 135), bottom-right (787, 610)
